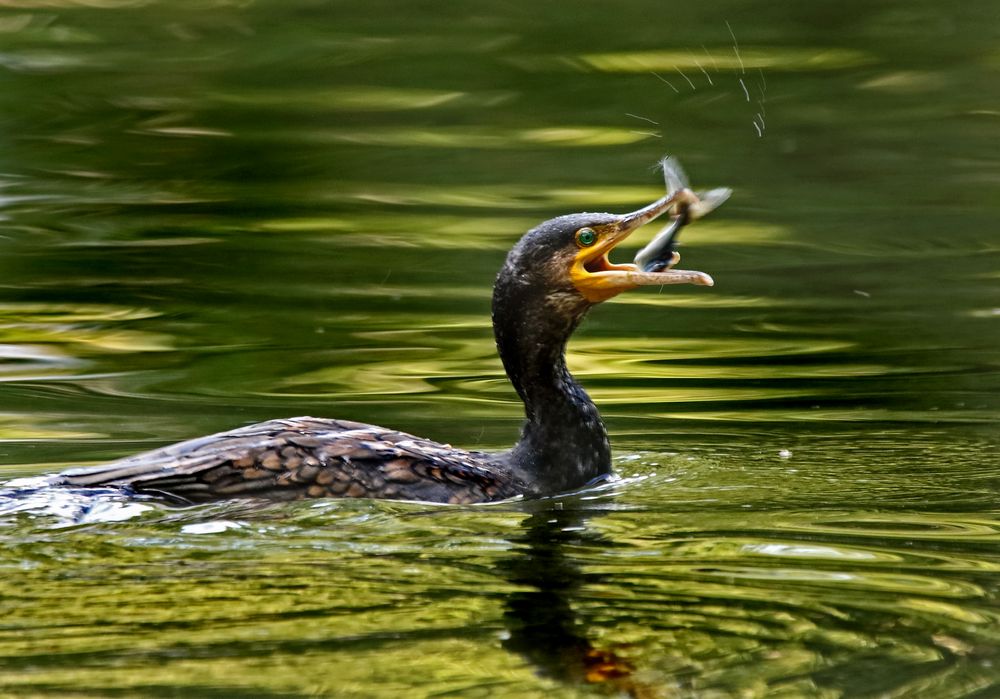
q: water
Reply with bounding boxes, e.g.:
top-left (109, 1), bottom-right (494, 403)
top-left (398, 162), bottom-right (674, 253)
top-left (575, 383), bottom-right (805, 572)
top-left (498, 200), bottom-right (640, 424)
top-left (1, 1), bottom-right (999, 696)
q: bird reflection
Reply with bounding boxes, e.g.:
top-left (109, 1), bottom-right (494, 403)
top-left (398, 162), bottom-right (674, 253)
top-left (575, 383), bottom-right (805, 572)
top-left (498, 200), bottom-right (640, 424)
top-left (501, 502), bottom-right (653, 696)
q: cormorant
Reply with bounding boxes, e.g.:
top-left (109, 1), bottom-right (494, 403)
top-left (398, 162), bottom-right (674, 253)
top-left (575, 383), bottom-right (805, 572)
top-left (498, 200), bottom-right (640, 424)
top-left (54, 160), bottom-right (727, 504)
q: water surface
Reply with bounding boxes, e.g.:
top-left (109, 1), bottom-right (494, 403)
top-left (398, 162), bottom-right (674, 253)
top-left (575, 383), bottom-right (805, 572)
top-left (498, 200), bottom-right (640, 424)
top-left (1, 1), bottom-right (999, 696)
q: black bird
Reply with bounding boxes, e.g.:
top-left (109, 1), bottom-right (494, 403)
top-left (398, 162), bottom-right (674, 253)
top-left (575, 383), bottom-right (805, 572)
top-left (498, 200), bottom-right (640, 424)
top-left (54, 165), bottom-right (724, 505)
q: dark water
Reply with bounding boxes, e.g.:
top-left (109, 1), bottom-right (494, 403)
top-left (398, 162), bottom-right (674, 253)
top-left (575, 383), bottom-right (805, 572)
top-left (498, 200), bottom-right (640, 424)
top-left (1, 1), bottom-right (999, 696)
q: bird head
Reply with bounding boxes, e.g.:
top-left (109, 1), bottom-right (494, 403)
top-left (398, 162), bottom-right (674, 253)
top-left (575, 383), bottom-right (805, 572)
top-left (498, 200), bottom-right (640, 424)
top-left (505, 189), bottom-right (715, 309)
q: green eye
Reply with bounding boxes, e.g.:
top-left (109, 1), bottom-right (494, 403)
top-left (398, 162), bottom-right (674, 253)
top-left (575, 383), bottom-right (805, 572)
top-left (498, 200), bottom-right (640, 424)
top-left (576, 227), bottom-right (598, 247)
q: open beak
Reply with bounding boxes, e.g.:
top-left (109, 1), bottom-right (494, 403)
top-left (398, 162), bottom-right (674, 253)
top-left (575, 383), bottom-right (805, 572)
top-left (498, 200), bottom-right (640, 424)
top-left (570, 190), bottom-right (715, 303)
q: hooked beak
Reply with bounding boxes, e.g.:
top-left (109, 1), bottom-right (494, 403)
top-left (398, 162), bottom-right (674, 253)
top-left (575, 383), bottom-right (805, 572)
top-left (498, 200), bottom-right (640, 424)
top-left (570, 189), bottom-right (714, 303)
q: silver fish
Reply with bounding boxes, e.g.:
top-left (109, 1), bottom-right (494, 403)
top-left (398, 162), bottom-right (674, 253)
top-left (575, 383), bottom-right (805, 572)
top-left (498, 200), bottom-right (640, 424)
top-left (633, 157), bottom-right (731, 273)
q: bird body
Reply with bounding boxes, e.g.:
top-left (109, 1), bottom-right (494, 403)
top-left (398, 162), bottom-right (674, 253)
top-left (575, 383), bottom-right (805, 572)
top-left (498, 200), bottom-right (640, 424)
top-left (58, 417), bottom-right (524, 504)
top-left (51, 160), bottom-right (726, 505)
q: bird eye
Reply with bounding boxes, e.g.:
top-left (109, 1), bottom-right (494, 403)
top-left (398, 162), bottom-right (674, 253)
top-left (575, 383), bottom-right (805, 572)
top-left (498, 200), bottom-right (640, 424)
top-left (576, 228), bottom-right (598, 247)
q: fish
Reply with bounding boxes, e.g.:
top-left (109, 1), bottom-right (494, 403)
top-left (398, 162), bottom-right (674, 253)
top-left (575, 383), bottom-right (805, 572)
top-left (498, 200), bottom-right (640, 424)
top-left (633, 157), bottom-right (731, 273)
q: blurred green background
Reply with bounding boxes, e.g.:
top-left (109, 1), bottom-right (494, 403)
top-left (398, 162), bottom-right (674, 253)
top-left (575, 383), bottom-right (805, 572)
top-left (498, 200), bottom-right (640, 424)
top-left (1, 1), bottom-right (999, 696)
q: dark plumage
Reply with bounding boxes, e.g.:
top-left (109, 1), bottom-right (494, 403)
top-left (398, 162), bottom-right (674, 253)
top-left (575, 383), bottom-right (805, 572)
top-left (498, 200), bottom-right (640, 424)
top-left (59, 418), bottom-right (523, 505)
top-left (53, 164), bottom-right (725, 504)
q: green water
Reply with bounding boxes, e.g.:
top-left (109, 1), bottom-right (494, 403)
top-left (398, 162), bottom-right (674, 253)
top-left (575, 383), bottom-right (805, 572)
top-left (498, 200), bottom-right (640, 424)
top-left (1, 1), bottom-right (999, 696)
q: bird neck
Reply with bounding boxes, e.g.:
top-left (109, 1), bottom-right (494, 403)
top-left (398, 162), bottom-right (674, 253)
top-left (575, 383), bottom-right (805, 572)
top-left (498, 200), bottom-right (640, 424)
top-left (491, 279), bottom-right (612, 495)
